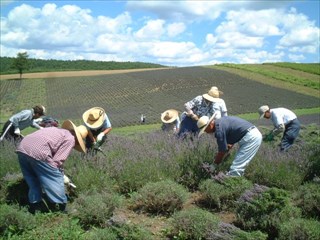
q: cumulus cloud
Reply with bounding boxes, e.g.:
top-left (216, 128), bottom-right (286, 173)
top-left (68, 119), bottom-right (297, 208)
top-left (0, 1), bottom-right (319, 66)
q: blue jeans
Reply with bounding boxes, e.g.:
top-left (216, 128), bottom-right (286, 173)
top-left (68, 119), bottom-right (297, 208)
top-left (17, 152), bottom-right (67, 204)
top-left (281, 119), bottom-right (300, 151)
top-left (177, 115), bottom-right (199, 138)
top-left (228, 127), bottom-right (262, 176)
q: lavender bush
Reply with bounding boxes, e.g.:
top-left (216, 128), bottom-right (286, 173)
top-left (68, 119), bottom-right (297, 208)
top-left (130, 179), bottom-right (189, 215)
top-left (236, 186), bottom-right (301, 238)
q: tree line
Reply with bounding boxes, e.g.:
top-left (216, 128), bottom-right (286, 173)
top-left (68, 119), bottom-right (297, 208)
top-left (0, 52), bottom-right (166, 78)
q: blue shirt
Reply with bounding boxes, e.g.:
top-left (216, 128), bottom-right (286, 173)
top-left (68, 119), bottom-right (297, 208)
top-left (214, 116), bottom-right (254, 152)
top-left (9, 109), bottom-right (41, 130)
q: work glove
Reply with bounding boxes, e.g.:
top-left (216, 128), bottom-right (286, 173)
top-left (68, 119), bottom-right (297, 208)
top-left (97, 132), bottom-right (105, 142)
top-left (14, 128), bottom-right (21, 135)
top-left (64, 175), bottom-right (76, 188)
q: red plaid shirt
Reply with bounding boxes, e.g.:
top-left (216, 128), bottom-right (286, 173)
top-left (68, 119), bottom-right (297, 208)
top-left (16, 127), bottom-right (75, 168)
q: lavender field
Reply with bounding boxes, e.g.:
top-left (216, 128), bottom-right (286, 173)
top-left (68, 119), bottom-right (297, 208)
top-left (1, 66), bottom-right (319, 127)
top-left (0, 64), bottom-right (319, 239)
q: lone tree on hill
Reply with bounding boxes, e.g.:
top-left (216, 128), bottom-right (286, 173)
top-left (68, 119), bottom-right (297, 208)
top-left (12, 52), bottom-right (29, 79)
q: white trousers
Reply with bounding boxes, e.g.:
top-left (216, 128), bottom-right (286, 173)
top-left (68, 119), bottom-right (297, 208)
top-left (228, 127), bottom-right (262, 176)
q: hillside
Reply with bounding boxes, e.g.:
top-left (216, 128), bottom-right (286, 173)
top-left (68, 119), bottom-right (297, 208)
top-left (1, 63), bottom-right (319, 128)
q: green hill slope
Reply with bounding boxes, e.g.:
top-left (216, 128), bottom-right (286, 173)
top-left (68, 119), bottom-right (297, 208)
top-left (1, 65), bottom-right (319, 128)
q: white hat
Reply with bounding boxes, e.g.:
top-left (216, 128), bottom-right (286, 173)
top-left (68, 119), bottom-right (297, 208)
top-left (197, 113), bottom-right (217, 137)
top-left (161, 109), bottom-right (179, 123)
top-left (62, 120), bottom-right (88, 153)
top-left (258, 105), bottom-right (269, 119)
top-left (82, 107), bottom-right (105, 129)
top-left (203, 86), bottom-right (223, 102)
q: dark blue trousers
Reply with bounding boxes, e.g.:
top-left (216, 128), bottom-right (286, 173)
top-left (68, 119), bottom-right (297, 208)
top-left (281, 118), bottom-right (300, 151)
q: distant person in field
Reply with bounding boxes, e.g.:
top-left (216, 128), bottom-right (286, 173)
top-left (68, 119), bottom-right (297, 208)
top-left (0, 105), bottom-right (46, 143)
top-left (16, 120), bottom-right (88, 214)
top-left (161, 109), bottom-right (181, 134)
top-left (82, 107), bottom-right (112, 151)
top-left (178, 86), bottom-right (227, 138)
top-left (258, 105), bottom-right (301, 152)
top-left (197, 114), bottom-right (262, 176)
top-left (140, 114), bottom-right (146, 124)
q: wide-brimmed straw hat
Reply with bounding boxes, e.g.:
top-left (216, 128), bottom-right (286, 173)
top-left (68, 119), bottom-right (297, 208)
top-left (202, 86), bottom-right (223, 102)
top-left (258, 105), bottom-right (270, 119)
top-left (62, 120), bottom-right (88, 153)
top-left (161, 109), bottom-right (179, 123)
top-left (197, 113), bottom-right (217, 137)
top-left (82, 107), bottom-right (105, 129)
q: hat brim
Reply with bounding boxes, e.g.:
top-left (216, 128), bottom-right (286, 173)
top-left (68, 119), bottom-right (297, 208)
top-left (198, 113), bottom-right (217, 137)
top-left (259, 113), bottom-right (265, 119)
top-left (82, 107), bottom-right (105, 129)
top-left (62, 120), bottom-right (86, 153)
top-left (202, 94), bottom-right (221, 102)
top-left (161, 109), bottom-right (179, 123)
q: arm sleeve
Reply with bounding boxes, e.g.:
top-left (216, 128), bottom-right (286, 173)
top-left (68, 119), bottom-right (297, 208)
top-left (9, 111), bottom-right (30, 128)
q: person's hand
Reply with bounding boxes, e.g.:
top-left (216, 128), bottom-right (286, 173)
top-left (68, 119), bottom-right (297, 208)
top-left (97, 132), bottom-right (105, 142)
top-left (64, 175), bottom-right (76, 188)
top-left (14, 128), bottom-right (21, 135)
top-left (191, 113), bottom-right (199, 121)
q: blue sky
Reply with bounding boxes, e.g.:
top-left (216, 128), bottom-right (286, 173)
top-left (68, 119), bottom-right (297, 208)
top-left (1, 0), bottom-right (319, 66)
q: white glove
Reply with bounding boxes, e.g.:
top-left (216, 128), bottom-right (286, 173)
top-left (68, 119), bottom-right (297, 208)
top-left (64, 175), bottom-right (76, 188)
top-left (14, 128), bottom-right (21, 135)
top-left (97, 132), bottom-right (105, 142)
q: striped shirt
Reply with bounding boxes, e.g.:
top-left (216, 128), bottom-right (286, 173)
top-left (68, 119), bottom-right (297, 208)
top-left (16, 127), bottom-right (75, 169)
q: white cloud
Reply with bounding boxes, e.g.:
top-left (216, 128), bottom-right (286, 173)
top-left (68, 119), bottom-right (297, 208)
top-left (0, 1), bottom-right (319, 66)
top-left (134, 19), bottom-right (165, 39)
top-left (288, 54), bottom-right (305, 61)
top-left (167, 22), bottom-right (186, 37)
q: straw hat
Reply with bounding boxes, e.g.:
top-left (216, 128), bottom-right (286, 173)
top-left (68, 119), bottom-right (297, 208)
top-left (197, 113), bottom-right (217, 137)
top-left (258, 105), bottom-right (269, 119)
top-left (202, 86), bottom-right (223, 102)
top-left (161, 109), bottom-right (179, 123)
top-left (62, 120), bottom-right (88, 153)
top-left (82, 107), bottom-right (105, 129)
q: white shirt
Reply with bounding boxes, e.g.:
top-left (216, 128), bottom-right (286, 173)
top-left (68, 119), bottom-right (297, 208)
top-left (212, 99), bottom-right (228, 119)
top-left (270, 108), bottom-right (297, 127)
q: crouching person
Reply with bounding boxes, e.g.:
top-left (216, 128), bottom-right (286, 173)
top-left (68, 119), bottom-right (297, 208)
top-left (16, 120), bottom-right (88, 214)
top-left (197, 114), bottom-right (262, 176)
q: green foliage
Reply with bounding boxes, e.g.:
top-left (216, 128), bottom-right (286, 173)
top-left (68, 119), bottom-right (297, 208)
top-left (11, 52), bottom-right (29, 79)
top-left (236, 187), bottom-right (301, 238)
top-left (64, 156), bottom-right (118, 194)
top-left (15, 214), bottom-right (84, 240)
top-left (0, 173), bottom-right (29, 206)
top-left (81, 227), bottom-right (118, 240)
top-left (278, 218), bottom-right (320, 240)
top-left (0, 204), bottom-right (35, 237)
top-left (266, 62), bottom-right (320, 75)
top-left (113, 158), bottom-right (169, 194)
top-left (219, 63), bottom-right (320, 90)
top-left (0, 56), bottom-right (165, 74)
top-left (199, 176), bottom-right (253, 210)
top-left (293, 182), bottom-right (320, 220)
top-left (245, 145), bottom-right (307, 190)
top-left (111, 223), bottom-right (154, 240)
top-left (0, 141), bottom-right (21, 179)
top-left (168, 207), bottom-right (220, 239)
top-left (131, 179), bottom-right (190, 215)
top-left (69, 190), bottom-right (123, 229)
top-left (206, 222), bottom-right (268, 240)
